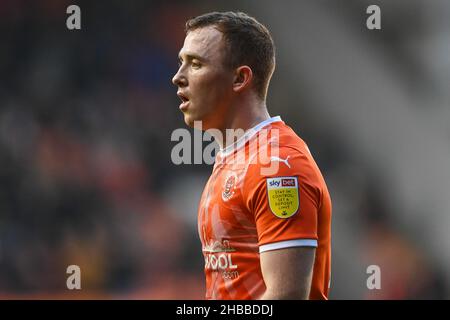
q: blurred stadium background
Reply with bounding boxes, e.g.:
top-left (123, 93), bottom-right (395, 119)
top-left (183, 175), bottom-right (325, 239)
top-left (0, 0), bottom-right (449, 299)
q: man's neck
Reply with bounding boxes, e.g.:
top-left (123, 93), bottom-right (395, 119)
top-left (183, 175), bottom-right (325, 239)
top-left (214, 97), bottom-right (271, 150)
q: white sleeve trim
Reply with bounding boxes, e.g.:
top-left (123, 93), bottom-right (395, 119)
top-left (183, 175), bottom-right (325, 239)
top-left (259, 239), bottom-right (318, 253)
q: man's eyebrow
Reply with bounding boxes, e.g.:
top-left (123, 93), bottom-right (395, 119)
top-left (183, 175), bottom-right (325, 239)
top-left (178, 52), bottom-right (206, 62)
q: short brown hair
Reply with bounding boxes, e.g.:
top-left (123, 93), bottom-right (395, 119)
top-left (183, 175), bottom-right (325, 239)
top-left (186, 11), bottom-right (276, 100)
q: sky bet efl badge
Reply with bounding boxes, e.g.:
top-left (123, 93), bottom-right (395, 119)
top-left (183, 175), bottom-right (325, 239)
top-left (266, 177), bottom-right (299, 218)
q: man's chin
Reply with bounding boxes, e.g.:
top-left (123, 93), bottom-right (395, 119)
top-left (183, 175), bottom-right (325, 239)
top-left (183, 113), bottom-right (202, 129)
top-left (183, 113), bottom-right (216, 130)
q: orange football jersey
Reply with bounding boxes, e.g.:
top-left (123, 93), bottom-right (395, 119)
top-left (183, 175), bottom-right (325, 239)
top-left (198, 116), bottom-right (332, 299)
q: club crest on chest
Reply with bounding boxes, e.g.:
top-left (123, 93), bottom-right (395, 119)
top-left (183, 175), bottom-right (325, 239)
top-left (222, 173), bottom-right (238, 202)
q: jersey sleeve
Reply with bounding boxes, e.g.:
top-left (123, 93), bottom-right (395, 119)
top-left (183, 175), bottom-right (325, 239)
top-left (242, 145), bottom-right (323, 253)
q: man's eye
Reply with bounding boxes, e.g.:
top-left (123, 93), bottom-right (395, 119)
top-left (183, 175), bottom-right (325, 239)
top-left (178, 60), bottom-right (182, 67)
top-left (192, 61), bottom-right (201, 68)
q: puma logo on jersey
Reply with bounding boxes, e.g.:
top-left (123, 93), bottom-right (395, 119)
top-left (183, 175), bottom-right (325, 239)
top-left (270, 155), bottom-right (290, 168)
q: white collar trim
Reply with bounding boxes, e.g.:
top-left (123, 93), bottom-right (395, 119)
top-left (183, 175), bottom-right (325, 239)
top-left (218, 116), bottom-right (282, 157)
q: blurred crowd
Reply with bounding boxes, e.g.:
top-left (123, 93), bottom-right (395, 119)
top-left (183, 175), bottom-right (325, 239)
top-left (0, 0), bottom-right (448, 299)
top-left (0, 0), bottom-right (206, 298)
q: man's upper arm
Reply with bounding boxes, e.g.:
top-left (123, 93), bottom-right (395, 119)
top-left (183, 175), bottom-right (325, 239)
top-left (242, 146), bottom-right (322, 299)
top-left (243, 146), bottom-right (322, 247)
top-left (260, 246), bottom-right (316, 299)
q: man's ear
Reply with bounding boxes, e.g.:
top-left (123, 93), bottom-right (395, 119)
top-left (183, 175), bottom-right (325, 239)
top-left (233, 66), bottom-right (253, 93)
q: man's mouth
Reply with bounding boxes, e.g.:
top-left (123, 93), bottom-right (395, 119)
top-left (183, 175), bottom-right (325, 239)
top-left (177, 92), bottom-right (190, 111)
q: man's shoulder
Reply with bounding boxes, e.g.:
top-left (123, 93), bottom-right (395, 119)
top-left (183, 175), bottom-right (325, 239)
top-left (242, 121), bottom-right (326, 187)
top-left (275, 121), bottom-right (308, 149)
top-left (253, 121), bottom-right (312, 163)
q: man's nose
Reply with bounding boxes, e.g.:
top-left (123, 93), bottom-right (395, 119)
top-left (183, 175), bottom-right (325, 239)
top-left (172, 69), bottom-right (187, 87)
